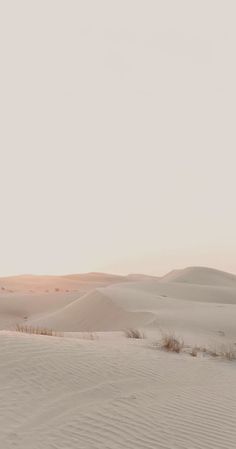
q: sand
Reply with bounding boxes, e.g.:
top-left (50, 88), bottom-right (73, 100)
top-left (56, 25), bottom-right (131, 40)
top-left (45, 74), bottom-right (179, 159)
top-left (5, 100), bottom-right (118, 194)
top-left (0, 266), bottom-right (236, 449)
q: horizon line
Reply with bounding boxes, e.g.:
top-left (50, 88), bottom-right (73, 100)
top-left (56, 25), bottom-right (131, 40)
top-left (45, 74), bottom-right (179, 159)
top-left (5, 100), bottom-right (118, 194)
top-left (1, 265), bottom-right (236, 279)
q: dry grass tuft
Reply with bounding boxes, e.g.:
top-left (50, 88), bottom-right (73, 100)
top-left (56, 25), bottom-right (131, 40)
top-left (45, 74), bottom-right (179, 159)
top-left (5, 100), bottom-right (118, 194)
top-left (220, 345), bottom-right (236, 361)
top-left (190, 347), bottom-right (198, 357)
top-left (190, 344), bottom-right (236, 361)
top-left (16, 324), bottom-right (63, 337)
top-left (160, 333), bottom-right (184, 353)
top-left (207, 348), bottom-right (219, 358)
top-left (124, 328), bottom-right (145, 339)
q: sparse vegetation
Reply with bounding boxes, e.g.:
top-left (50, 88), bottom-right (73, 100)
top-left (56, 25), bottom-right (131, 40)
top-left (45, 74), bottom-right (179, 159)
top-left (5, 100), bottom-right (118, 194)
top-left (219, 345), bottom-right (236, 361)
top-left (192, 343), bottom-right (236, 361)
top-left (152, 333), bottom-right (185, 353)
top-left (160, 333), bottom-right (184, 353)
top-left (151, 331), bottom-right (236, 362)
top-left (207, 348), bottom-right (219, 358)
top-left (124, 328), bottom-right (145, 339)
top-left (187, 344), bottom-right (236, 361)
top-left (16, 324), bottom-right (63, 337)
top-left (190, 347), bottom-right (198, 357)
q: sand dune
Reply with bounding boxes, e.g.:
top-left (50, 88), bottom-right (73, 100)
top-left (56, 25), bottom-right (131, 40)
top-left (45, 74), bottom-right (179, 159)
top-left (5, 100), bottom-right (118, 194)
top-left (162, 266), bottom-right (236, 287)
top-left (1, 266), bottom-right (236, 449)
top-left (0, 272), bottom-right (130, 294)
top-left (30, 290), bottom-right (155, 331)
top-left (0, 273), bottom-right (134, 331)
top-left (1, 266), bottom-right (236, 335)
top-left (0, 292), bottom-right (78, 330)
top-left (100, 281), bottom-right (236, 344)
top-left (126, 273), bottom-right (160, 281)
top-left (106, 277), bottom-right (236, 304)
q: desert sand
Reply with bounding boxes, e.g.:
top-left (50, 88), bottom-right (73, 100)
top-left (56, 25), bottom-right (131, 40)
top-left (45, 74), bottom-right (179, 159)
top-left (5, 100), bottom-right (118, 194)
top-left (1, 266), bottom-right (236, 449)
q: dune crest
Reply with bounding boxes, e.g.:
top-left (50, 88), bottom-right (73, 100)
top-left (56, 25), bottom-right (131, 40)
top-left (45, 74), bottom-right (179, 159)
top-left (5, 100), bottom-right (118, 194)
top-left (162, 266), bottom-right (236, 287)
top-left (1, 266), bottom-right (236, 449)
top-left (31, 289), bottom-right (155, 332)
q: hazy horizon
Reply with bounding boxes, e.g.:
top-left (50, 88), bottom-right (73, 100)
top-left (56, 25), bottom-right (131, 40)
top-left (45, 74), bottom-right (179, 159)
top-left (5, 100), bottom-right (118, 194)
top-left (1, 263), bottom-right (236, 280)
top-left (1, 1), bottom-right (236, 277)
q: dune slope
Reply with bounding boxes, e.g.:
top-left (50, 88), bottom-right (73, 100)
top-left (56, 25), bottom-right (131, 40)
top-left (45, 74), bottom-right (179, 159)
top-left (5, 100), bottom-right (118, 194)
top-left (162, 266), bottom-right (236, 287)
top-left (31, 289), bottom-right (155, 331)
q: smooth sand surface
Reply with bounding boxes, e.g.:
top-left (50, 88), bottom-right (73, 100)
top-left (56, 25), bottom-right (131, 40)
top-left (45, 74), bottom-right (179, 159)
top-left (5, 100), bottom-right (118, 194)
top-left (30, 290), bottom-right (155, 331)
top-left (0, 273), bottom-right (133, 330)
top-left (1, 267), bottom-right (236, 449)
top-left (162, 266), bottom-right (236, 286)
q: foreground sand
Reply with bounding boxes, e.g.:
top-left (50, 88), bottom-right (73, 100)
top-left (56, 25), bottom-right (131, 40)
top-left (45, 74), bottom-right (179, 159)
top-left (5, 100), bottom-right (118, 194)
top-left (1, 267), bottom-right (236, 448)
top-left (1, 331), bottom-right (236, 449)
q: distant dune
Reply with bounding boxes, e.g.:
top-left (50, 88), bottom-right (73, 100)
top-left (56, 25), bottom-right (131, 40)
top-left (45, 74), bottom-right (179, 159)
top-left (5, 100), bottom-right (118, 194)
top-left (161, 266), bottom-right (236, 287)
top-left (126, 273), bottom-right (159, 281)
top-left (1, 266), bottom-right (236, 333)
top-left (0, 272), bottom-right (130, 294)
top-left (1, 265), bottom-right (236, 449)
top-left (2, 266), bottom-right (235, 293)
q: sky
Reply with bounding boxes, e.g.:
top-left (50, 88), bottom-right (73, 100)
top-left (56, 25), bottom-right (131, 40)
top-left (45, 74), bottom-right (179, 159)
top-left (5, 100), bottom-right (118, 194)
top-left (0, 1), bottom-right (236, 276)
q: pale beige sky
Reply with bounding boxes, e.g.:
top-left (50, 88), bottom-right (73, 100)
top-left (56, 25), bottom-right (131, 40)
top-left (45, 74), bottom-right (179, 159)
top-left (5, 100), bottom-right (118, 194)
top-left (0, 1), bottom-right (236, 276)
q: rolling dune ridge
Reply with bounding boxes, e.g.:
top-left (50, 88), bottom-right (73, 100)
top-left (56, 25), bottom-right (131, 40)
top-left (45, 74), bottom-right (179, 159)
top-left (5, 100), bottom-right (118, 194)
top-left (1, 267), bottom-right (236, 449)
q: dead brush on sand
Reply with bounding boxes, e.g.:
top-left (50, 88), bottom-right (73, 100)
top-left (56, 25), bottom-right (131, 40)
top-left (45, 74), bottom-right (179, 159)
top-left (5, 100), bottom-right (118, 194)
top-left (124, 328), bottom-right (146, 339)
top-left (161, 333), bottom-right (184, 353)
top-left (152, 333), bottom-right (184, 353)
top-left (190, 346), bottom-right (198, 357)
top-left (221, 346), bottom-right (236, 361)
top-left (16, 324), bottom-right (63, 337)
top-left (207, 344), bottom-right (236, 361)
top-left (187, 344), bottom-right (236, 361)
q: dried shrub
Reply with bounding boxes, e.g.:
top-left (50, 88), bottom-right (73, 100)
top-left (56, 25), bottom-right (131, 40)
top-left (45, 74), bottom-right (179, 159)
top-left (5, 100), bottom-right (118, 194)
top-left (16, 324), bottom-right (63, 337)
top-left (124, 329), bottom-right (145, 339)
top-left (160, 333), bottom-right (184, 353)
